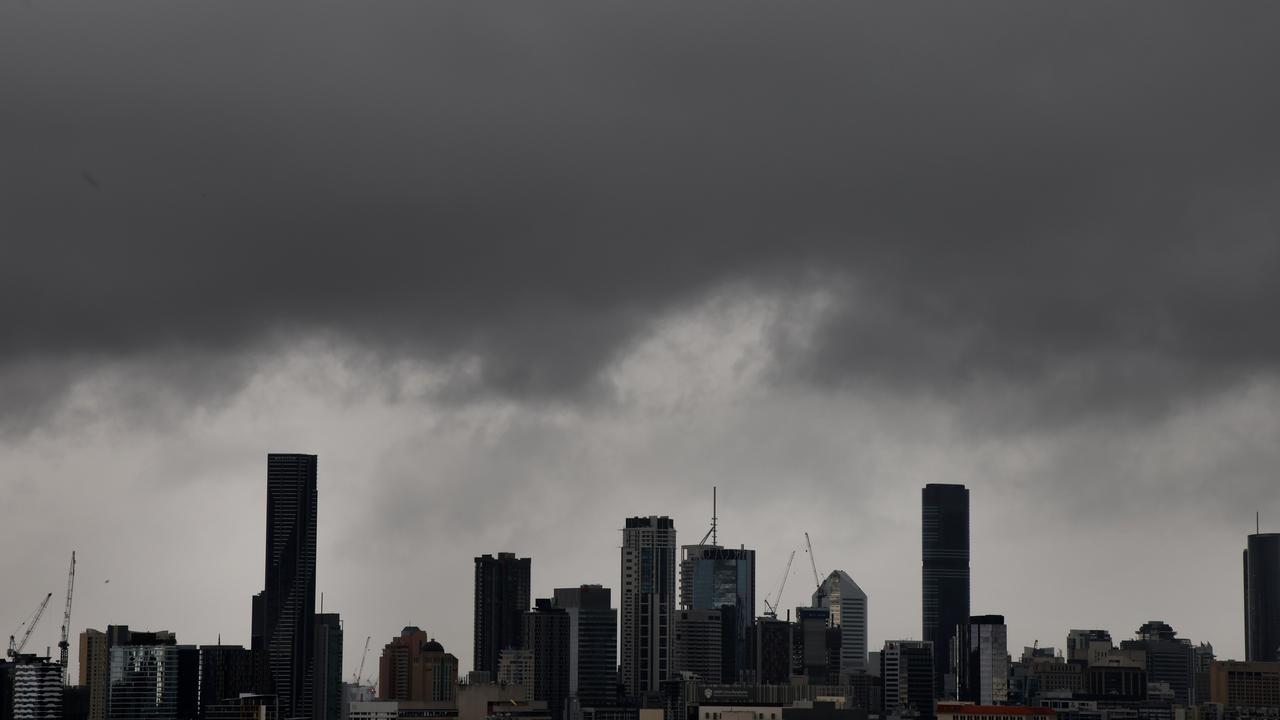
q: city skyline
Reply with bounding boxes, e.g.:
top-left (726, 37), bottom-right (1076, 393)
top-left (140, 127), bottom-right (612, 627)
top-left (7, 469), bottom-right (1273, 689)
top-left (5, 0), bottom-right (1280, 707)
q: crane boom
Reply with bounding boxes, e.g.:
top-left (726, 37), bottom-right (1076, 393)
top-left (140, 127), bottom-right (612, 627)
top-left (59, 551), bottom-right (77, 682)
top-left (8, 593), bottom-right (53, 658)
top-left (804, 532), bottom-right (822, 589)
top-left (354, 635), bottom-right (371, 684)
top-left (764, 549), bottom-right (796, 617)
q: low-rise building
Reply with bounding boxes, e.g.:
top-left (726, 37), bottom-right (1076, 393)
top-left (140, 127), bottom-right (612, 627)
top-left (936, 704), bottom-right (1056, 720)
top-left (1208, 660), bottom-right (1280, 708)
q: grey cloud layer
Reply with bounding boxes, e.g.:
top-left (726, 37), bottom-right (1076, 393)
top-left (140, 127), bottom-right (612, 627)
top-left (4, 1), bottom-right (1279, 420)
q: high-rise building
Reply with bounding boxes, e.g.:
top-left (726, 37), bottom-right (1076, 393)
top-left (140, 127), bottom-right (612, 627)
top-left (378, 628), bottom-right (459, 707)
top-left (525, 599), bottom-right (571, 720)
top-left (813, 570), bottom-right (869, 676)
top-left (552, 586), bottom-right (617, 710)
top-left (474, 553), bottom-right (532, 677)
top-left (679, 545), bottom-right (755, 681)
top-left (79, 629), bottom-right (109, 720)
top-left (11, 656), bottom-right (63, 720)
top-left (793, 606), bottom-right (841, 684)
top-left (199, 645), bottom-right (255, 717)
top-left (672, 609), bottom-right (725, 684)
top-left (1119, 620), bottom-right (1194, 705)
top-left (253, 453), bottom-right (319, 718)
top-left (881, 641), bottom-right (935, 720)
top-left (745, 618), bottom-right (792, 685)
top-left (922, 483), bottom-right (969, 696)
top-left (313, 614), bottom-right (343, 720)
top-left (620, 516), bottom-right (676, 697)
top-left (955, 615), bottom-right (1007, 705)
top-left (1245, 533), bottom-right (1280, 662)
top-left (106, 634), bottom-right (199, 720)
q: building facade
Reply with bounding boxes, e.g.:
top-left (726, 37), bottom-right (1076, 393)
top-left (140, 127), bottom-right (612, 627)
top-left (957, 615), bottom-right (1008, 705)
top-left (553, 585), bottom-right (617, 710)
top-left (525, 599), bottom-right (571, 720)
top-left (253, 453), bottom-right (319, 718)
top-left (1245, 533), bottom-right (1280, 662)
top-left (745, 618), bottom-right (792, 686)
top-left (107, 642), bottom-right (198, 719)
top-left (1065, 630), bottom-right (1112, 666)
top-left (79, 629), bottom-right (109, 720)
top-left (813, 570), bottom-right (869, 676)
top-left (881, 641), bottom-right (934, 720)
top-left (1208, 660), bottom-right (1280, 708)
top-left (313, 613), bottom-right (343, 720)
top-left (199, 645), bottom-right (255, 717)
top-left (621, 516), bottom-right (677, 697)
top-left (922, 484), bottom-right (970, 696)
top-left (474, 553), bottom-right (532, 677)
top-left (680, 545), bottom-right (756, 682)
top-left (12, 657), bottom-right (63, 720)
top-left (1118, 621), bottom-right (1194, 705)
top-left (378, 627), bottom-right (459, 706)
top-left (794, 607), bottom-right (841, 685)
top-left (673, 609), bottom-right (726, 685)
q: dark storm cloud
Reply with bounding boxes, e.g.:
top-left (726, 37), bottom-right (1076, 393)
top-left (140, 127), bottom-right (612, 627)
top-left (3, 1), bottom-right (1279, 422)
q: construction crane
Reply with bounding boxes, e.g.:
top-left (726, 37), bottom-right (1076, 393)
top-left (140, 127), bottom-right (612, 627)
top-left (353, 635), bottom-right (371, 685)
top-left (763, 549), bottom-right (796, 618)
top-left (805, 532), bottom-right (826, 604)
top-left (59, 551), bottom-right (76, 683)
top-left (8, 593), bottom-right (53, 658)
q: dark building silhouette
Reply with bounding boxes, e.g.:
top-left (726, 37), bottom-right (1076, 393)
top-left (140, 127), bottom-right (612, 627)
top-left (474, 553), bottom-right (532, 677)
top-left (794, 607), bottom-right (841, 684)
top-left (882, 640), bottom-right (935, 720)
top-left (672, 608), bottom-right (726, 684)
top-left (620, 516), bottom-right (676, 697)
top-left (552, 586), bottom-right (617, 710)
top-left (1245, 533), bottom-right (1280, 662)
top-left (1083, 664), bottom-right (1146, 701)
top-left (923, 483), bottom-right (970, 695)
top-left (252, 453), bottom-right (319, 718)
top-left (526, 599), bottom-right (571, 720)
top-left (746, 617), bottom-right (793, 685)
top-left (1119, 621), bottom-right (1194, 705)
top-left (199, 645), bottom-right (255, 717)
top-left (312, 613), bottom-right (342, 720)
top-left (63, 685), bottom-right (91, 720)
top-left (0, 660), bottom-right (12, 720)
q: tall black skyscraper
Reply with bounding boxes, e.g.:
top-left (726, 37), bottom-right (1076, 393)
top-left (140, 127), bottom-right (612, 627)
top-left (1245, 533), bottom-right (1280, 661)
top-left (312, 613), bottom-right (343, 720)
top-left (252, 453), bottom-right (319, 718)
top-left (553, 586), bottom-right (617, 710)
top-left (922, 483), bottom-right (969, 696)
top-left (474, 553), bottom-right (532, 677)
top-left (525, 599), bottom-right (571, 720)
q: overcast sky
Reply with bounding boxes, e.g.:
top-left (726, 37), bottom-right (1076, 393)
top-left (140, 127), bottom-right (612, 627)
top-left (3, 0), bottom-right (1280, 684)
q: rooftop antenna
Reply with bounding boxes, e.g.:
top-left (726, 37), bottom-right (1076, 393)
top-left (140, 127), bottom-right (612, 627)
top-left (698, 486), bottom-right (719, 547)
top-left (1258, 512), bottom-right (1261, 535)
